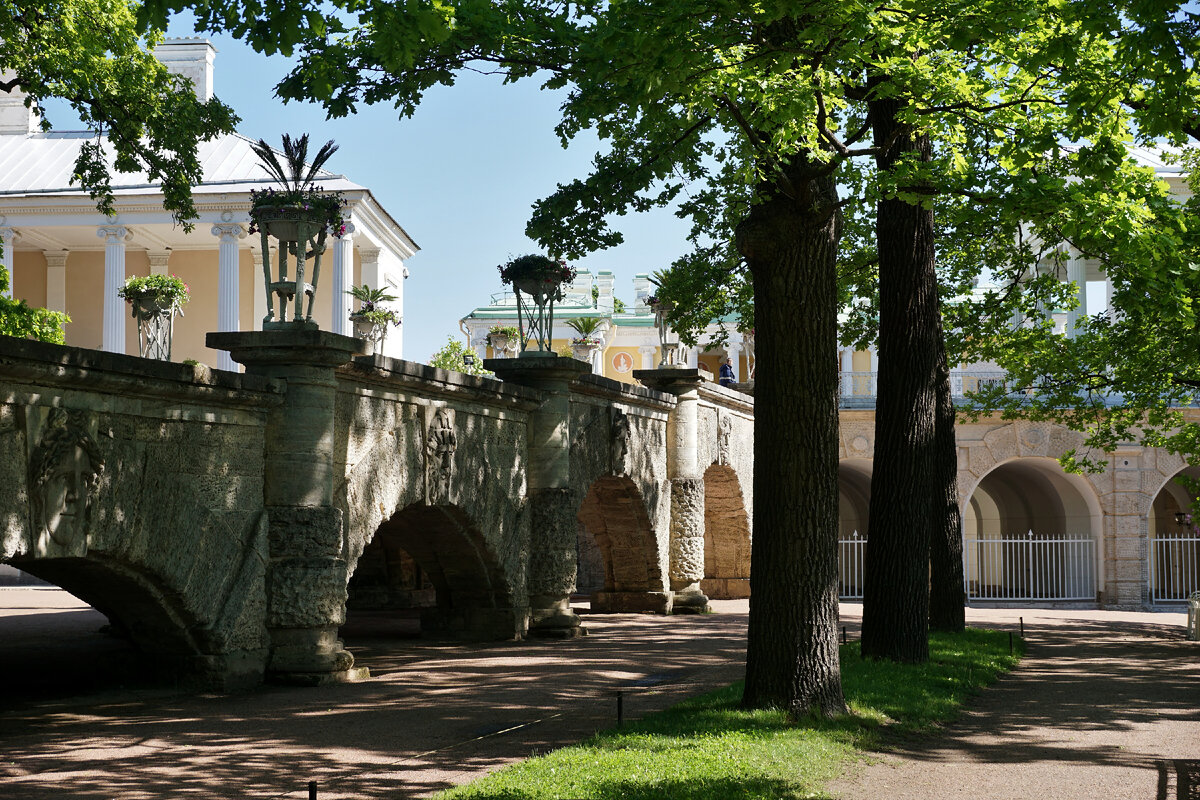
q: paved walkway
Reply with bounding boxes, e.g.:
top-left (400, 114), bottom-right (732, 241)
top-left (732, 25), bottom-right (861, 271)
top-left (0, 589), bottom-right (1195, 799)
top-left (830, 607), bottom-right (1199, 800)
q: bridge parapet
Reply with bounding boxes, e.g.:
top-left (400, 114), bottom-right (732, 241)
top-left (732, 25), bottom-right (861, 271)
top-left (0, 335), bottom-right (281, 689)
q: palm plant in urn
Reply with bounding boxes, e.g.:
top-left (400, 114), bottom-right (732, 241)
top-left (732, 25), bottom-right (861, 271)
top-left (346, 283), bottom-right (401, 354)
top-left (249, 134), bottom-right (347, 330)
top-left (564, 316), bottom-right (605, 362)
top-left (497, 254), bottom-right (576, 355)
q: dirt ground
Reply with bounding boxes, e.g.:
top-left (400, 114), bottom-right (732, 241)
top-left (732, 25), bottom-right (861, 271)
top-left (0, 588), bottom-right (1194, 799)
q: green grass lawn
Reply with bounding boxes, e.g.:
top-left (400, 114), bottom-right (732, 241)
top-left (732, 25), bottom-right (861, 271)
top-left (434, 628), bottom-right (1023, 800)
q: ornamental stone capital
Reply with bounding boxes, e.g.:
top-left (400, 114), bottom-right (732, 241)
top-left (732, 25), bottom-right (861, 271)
top-left (96, 226), bottom-right (129, 243)
top-left (0, 226), bottom-right (15, 243)
top-left (358, 246), bottom-right (381, 264)
top-left (210, 222), bottom-right (247, 242)
top-left (336, 221), bottom-right (356, 240)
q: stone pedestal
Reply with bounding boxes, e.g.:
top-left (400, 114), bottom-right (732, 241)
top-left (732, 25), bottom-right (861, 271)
top-left (208, 329), bottom-right (371, 684)
top-left (634, 368), bottom-right (712, 614)
top-left (487, 355), bottom-right (591, 638)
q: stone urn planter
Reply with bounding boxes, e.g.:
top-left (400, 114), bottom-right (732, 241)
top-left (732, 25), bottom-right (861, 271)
top-left (117, 275), bottom-right (189, 361)
top-left (345, 284), bottom-right (400, 355)
top-left (248, 135), bottom-right (347, 330)
top-left (570, 338), bottom-right (601, 362)
top-left (487, 327), bottom-right (520, 357)
top-left (497, 254), bottom-right (576, 355)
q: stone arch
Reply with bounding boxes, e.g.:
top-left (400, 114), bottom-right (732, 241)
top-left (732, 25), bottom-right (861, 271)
top-left (1147, 466), bottom-right (1200, 601)
top-left (575, 475), bottom-right (667, 613)
top-left (838, 459), bottom-right (873, 598)
top-left (347, 503), bottom-right (526, 640)
top-left (700, 464), bottom-right (751, 599)
top-left (8, 555), bottom-right (205, 674)
top-left (963, 457), bottom-right (1102, 601)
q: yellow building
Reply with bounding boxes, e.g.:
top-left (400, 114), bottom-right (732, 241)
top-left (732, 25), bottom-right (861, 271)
top-left (0, 39), bottom-right (417, 370)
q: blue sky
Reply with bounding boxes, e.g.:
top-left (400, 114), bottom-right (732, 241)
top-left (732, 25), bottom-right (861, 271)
top-left (177, 30), bottom-right (694, 362)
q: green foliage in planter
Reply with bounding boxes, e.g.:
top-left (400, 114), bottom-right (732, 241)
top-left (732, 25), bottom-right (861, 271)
top-left (497, 253), bottom-right (576, 301)
top-left (564, 315), bottom-right (604, 337)
top-left (347, 283), bottom-right (400, 326)
top-left (430, 336), bottom-right (492, 377)
top-left (117, 273), bottom-right (190, 308)
top-left (487, 324), bottom-right (521, 339)
top-left (351, 308), bottom-right (401, 326)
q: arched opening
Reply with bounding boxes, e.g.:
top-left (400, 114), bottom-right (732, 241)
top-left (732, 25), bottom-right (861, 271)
top-left (345, 503), bottom-right (523, 641)
top-left (575, 476), bottom-right (666, 613)
top-left (963, 458), bottom-right (1102, 602)
top-left (700, 464), bottom-right (751, 599)
top-left (838, 460), bottom-right (872, 599)
top-left (1, 556), bottom-right (203, 698)
top-left (1148, 466), bottom-right (1200, 602)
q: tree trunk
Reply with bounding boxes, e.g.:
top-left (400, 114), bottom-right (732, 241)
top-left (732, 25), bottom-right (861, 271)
top-left (929, 358), bottom-right (966, 631)
top-left (739, 149), bottom-right (846, 717)
top-left (860, 95), bottom-right (938, 663)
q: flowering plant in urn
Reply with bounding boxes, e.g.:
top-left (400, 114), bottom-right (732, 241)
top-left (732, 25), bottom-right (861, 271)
top-left (496, 254), bottom-right (577, 354)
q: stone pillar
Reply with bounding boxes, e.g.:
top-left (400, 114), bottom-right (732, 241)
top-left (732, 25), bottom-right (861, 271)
top-left (637, 344), bottom-right (656, 370)
top-left (97, 226), bottom-right (128, 354)
top-left (0, 227), bottom-right (14, 299)
top-left (252, 247), bottom-right (270, 329)
top-left (1066, 254), bottom-right (1087, 337)
top-left (212, 223), bottom-right (246, 372)
top-left (147, 250), bottom-right (171, 276)
top-left (486, 355), bottom-right (592, 638)
top-left (840, 348), bottom-right (854, 397)
top-left (331, 222), bottom-right (355, 336)
top-left (632, 367), bottom-right (710, 613)
top-left (207, 328), bottom-right (371, 684)
top-left (44, 251), bottom-right (67, 313)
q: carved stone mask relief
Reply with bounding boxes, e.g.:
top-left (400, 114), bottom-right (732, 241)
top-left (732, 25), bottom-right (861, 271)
top-left (426, 408), bottom-right (457, 498)
top-left (28, 408), bottom-right (105, 547)
top-left (610, 408), bottom-right (631, 476)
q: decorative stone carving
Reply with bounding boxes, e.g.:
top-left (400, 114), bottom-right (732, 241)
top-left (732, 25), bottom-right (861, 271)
top-left (27, 408), bottom-right (104, 548)
top-left (611, 408), bottom-right (631, 476)
top-left (716, 412), bottom-right (733, 466)
top-left (426, 408), bottom-right (457, 498)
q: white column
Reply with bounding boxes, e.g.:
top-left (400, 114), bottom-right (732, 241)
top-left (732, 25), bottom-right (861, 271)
top-left (1066, 254), bottom-right (1087, 337)
top-left (44, 251), bottom-right (67, 313)
top-left (727, 341), bottom-right (742, 382)
top-left (638, 344), bottom-right (657, 370)
top-left (840, 348), bottom-right (854, 397)
top-left (0, 227), bottom-right (15, 299)
top-left (331, 222), bottom-right (355, 335)
top-left (868, 347), bottom-right (879, 396)
top-left (212, 223), bottom-right (246, 372)
top-left (147, 250), bottom-right (171, 276)
top-left (97, 226), bottom-right (128, 354)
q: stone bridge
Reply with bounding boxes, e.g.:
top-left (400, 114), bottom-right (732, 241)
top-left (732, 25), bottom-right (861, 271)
top-left (0, 331), bottom-right (755, 689)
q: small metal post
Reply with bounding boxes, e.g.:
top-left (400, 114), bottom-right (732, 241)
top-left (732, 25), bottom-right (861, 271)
top-left (842, 626), bottom-right (847, 645)
top-left (617, 691), bottom-right (624, 726)
top-left (308, 780), bottom-right (317, 800)
top-left (1009, 631), bottom-right (1013, 654)
top-left (1020, 616), bottom-right (1024, 637)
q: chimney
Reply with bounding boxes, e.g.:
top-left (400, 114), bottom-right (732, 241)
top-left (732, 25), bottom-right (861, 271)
top-left (155, 38), bottom-right (217, 102)
top-left (0, 72), bottom-right (39, 135)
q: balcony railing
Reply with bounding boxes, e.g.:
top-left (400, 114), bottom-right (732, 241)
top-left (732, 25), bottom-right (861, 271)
top-left (838, 370), bottom-right (1016, 409)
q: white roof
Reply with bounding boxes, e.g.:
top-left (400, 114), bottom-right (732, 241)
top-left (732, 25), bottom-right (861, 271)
top-left (0, 130), bottom-right (366, 196)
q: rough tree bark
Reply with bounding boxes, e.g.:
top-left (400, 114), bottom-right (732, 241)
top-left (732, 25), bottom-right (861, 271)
top-left (740, 149), bottom-right (847, 717)
top-left (929, 359), bottom-right (966, 632)
top-left (860, 95), bottom-right (938, 663)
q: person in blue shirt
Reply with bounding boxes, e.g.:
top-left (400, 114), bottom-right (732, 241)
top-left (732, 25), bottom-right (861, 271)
top-left (719, 357), bottom-right (736, 388)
